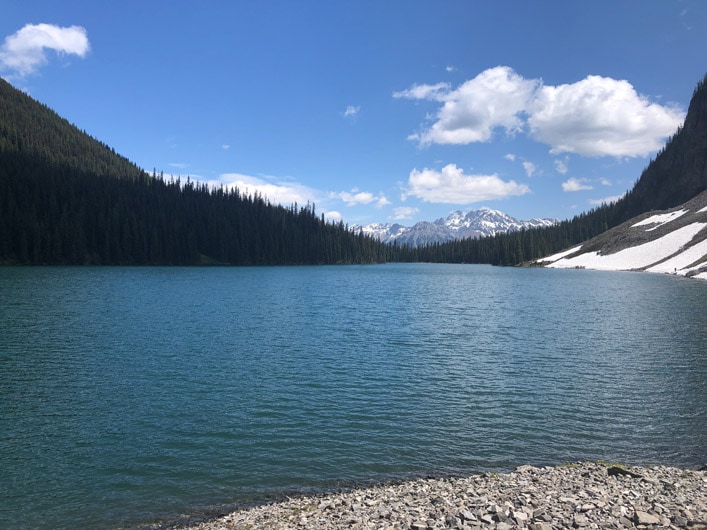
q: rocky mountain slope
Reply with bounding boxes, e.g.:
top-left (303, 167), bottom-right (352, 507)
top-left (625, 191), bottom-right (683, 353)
top-left (356, 207), bottom-right (557, 247)
top-left (537, 189), bottom-right (707, 279)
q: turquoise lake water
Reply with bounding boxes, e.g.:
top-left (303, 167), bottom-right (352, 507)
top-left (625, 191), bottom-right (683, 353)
top-left (0, 264), bottom-right (705, 529)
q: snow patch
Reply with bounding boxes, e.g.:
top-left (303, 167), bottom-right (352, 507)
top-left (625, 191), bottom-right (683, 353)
top-left (536, 245), bottom-right (583, 263)
top-left (547, 222), bottom-right (706, 272)
top-left (647, 238), bottom-right (707, 274)
top-left (632, 209), bottom-right (688, 231)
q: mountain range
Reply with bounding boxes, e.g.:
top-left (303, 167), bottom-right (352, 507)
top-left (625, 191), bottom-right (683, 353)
top-left (354, 208), bottom-right (558, 247)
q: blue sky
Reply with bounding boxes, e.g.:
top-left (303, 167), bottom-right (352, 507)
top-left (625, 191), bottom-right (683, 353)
top-left (2, 1), bottom-right (706, 226)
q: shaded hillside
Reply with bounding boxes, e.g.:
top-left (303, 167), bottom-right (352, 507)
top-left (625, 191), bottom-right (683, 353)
top-left (0, 79), bottom-right (142, 181)
top-left (407, 73), bottom-right (707, 266)
top-left (622, 76), bottom-right (707, 216)
top-left (0, 79), bottom-right (390, 265)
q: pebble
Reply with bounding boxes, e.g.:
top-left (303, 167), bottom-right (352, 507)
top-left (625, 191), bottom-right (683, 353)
top-left (183, 462), bottom-right (706, 529)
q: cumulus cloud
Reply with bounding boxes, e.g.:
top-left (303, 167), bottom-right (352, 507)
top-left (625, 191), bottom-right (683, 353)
top-left (0, 23), bottom-right (90, 77)
top-left (397, 67), bottom-right (538, 145)
top-left (213, 173), bottom-right (317, 207)
top-left (396, 67), bottom-right (685, 158)
top-left (528, 75), bottom-right (684, 156)
top-left (324, 210), bottom-right (342, 222)
top-left (504, 153), bottom-right (516, 162)
top-left (330, 189), bottom-right (390, 208)
top-left (562, 177), bottom-right (593, 192)
top-left (403, 163), bottom-right (530, 204)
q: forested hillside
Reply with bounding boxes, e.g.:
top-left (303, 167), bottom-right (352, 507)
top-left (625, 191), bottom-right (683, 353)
top-left (0, 79), bottom-right (391, 265)
top-left (403, 73), bottom-right (707, 266)
top-left (1, 73), bottom-right (705, 267)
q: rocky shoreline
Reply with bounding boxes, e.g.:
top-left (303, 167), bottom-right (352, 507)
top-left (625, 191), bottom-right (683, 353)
top-left (181, 462), bottom-right (705, 529)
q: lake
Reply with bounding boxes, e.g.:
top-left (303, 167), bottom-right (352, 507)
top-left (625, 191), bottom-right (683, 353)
top-left (0, 264), bottom-right (705, 529)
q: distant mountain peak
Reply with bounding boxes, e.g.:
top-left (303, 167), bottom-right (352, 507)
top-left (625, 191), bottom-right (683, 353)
top-left (355, 208), bottom-right (558, 247)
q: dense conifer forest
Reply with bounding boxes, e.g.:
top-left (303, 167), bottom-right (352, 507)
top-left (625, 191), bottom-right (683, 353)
top-left (0, 79), bottom-right (393, 265)
top-left (1, 74), bottom-right (705, 266)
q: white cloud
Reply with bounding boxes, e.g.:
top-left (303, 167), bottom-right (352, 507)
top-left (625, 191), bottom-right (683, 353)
top-left (522, 161), bottom-right (537, 177)
top-left (0, 23), bottom-right (90, 77)
top-left (324, 210), bottom-right (342, 222)
top-left (343, 105), bottom-right (360, 118)
top-left (445, 65), bottom-right (456, 73)
top-left (529, 75), bottom-right (684, 157)
top-left (504, 153), bottom-right (516, 162)
top-left (562, 177), bottom-right (593, 192)
top-left (221, 144), bottom-right (230, 150)
top-left (392, 206), bottom-right (419, 220)
top-left (403, 163), bottom-right (530, 204)
top-left (331, 189), bottom-right (390, 208)
top-left (213, 173), bottom-right (317, 207)
top-left (393, 82), bottom-right (450, 101)
top-left (396, 66), bottom-right (539, 145)
top-left (396, 67), bottom-right (685, 158)
top-left (554, 158), bottom-right (569, 175)
top-left (600, 178), bottom-right (612, 186)
top-left (589, 193), bottom-right (624, 205)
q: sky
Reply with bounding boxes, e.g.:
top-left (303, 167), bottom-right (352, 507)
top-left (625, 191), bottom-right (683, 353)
top-left (1, 1), bottom-right (706, 226)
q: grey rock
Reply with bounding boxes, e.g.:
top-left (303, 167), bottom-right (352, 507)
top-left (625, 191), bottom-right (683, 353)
top-left (182, 463), bottom-right (706, 530)
top-left (634, 510), bottom-right (660, 525)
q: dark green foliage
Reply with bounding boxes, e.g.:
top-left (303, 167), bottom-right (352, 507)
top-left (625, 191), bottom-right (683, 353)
top-left (0, 79), bottom-right (391, 265)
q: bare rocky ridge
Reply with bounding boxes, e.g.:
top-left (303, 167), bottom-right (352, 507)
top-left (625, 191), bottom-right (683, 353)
top-left (181, 463), bottom-right (705, 530)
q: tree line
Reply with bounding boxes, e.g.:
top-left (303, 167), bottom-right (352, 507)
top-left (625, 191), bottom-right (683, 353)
top-left (1, 73), bottom-right (705, 267)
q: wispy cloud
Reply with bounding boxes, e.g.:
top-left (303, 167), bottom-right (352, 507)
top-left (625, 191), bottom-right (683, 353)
top-left (393, 82), bottom-right (450, 102)
top-left (590, 193), bottom-right (625, 206)
top-left (395, 66), bottom-right (685, 158)
top-left (0, 23), bottom-right (90, 78)
top-left (554, 157), bottom-right (569, 175)
top-left (212, 173), bottom-right (318, 207)
top-left (522, 161), bottom-right (537, 177)
top-left (403, 163), bottom-right (530, 204)
top-left (343, 105), bottom-right (360, 118)
top-left (562, 177), bottom-right (593, 192)
top-left (392, 206), bottom-right (419, 220)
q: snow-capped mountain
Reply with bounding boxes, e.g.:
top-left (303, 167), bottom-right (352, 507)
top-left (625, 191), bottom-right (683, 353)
top-left (354, 207), bottom-right (558, 247)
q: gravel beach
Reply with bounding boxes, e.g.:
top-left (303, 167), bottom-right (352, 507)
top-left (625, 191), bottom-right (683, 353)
top-left (182, 462), bottom-right (705, 530)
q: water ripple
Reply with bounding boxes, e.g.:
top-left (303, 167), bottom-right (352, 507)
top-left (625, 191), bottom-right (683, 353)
top-left (0, 265), bottom-right (705, 529)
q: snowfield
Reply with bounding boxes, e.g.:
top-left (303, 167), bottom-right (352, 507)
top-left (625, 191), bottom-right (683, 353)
top-left (545, 222), bottom-right (707, 277)
top-left (632, 209), bottom-right (688, 231)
